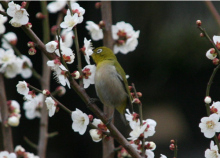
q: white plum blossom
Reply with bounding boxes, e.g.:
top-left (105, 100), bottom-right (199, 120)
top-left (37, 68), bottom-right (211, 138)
top-left (145, 150), bottom-right (155, 158)
top-left (60, 9), bottom-right (79, 31)
top-left (206, 48), bottom-right (217, 60)
top-left (213, 35), bottom-right (220, 50)
top-left (45, 41), bottom-right (58, 53)
top-left (4, 57), bottom-right (23, 78)
top-left (61, 29), bottom-right (74, 48)
top-left (205, 96), bottom-right (212, 104)
top-left (92, 118), bottom-right (103, 127)
top-left (143, 119), bottom-right (157, 138)
top-left (15, 145), bottom-right (25, 153)
top-left (160, 154), bottom-right (167, 158)
top-left (0, 48), bottom-right (16, 72)
top-left (45, 97), bottom-right (56, 117)
top-left (86, 21), bottom-right (103, 41)
top-left (205, 141), bottom-right (220, 158)
top-left (83, 38), bottom-right (93, 64)
top-left (112, 21), bottom-right (140, 54)
top-left (47, 58), bottom-right (67, 72)
top-left (20, 55), bottom-right (33, 79)
top-left (1, 32), bottom-right (17, 49)
top-left (26, 152), bottom-right (39, 158)
top-left (8, 115), bottom-right (20, 127)
top-left (16, 81), bottom-right (29, 95)
top-left (23, 93), bottom-right (43, 119)
top-left (10, 100), bottom-right (20, 114)
top-left (55, 38), bottom-right (75, 64)
top-left (127, 123), bottom-right (148, 141)
top-left (210, 101), bottom-right (220, 118)
top-left (89, 129), bottom-right (102, 142)
top-left (125, 109), bottom-right (140, 129)
top-left (0, 4), bottom-right (7, 34)
top-left (7, 1), bottom-right (29, 27)
top-left (47, 0), bottom-right (67, 13)
top-left (71, 2), bottom-right (85, 24)
top-left (54, 68), bottom-right (70, 89)
top-left (199, 113), bottom-right (220, 138)
top-left (82, 64), bottom-right (96, 89)
top-left (71, 108), bottom-right (89, 135)
top-left (0, 151), bottom-right (16, 158)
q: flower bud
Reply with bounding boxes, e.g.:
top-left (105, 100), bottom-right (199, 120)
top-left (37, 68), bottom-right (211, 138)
top-left (200, 33), bottom-right (204, 37)
top-left (204, 96), bottom-right (212, 104)
top-left (51, 25), bottom-right (58, 35)
top-left (95, 2), bottom-right (101, 9)
top-left (21, 2), bottom-right (27, 8)
top-left (99, 20), bottom-right (105, 29)
top-left (36, 12), bottom-right (45, 19)
top-left (196, 20), bottom-right (202, 26)
top-left (89, 129), bottom-right (102, 142)
top-left (72, 71), bottom-right (80, 79)
top-left (27, 41), bottom-right (35, 47)
top-left (137, 92), bottom-right (142, 98)
top-left (42, 89), bottom-right (50, 96)
top-left (28, 47), bottom-right (37, 55)
top-left (55, 86), bottom-right (66, 96)
top-left (88, 115), bottom-right (93, 122)
top-left (25, 22), bottom-right (32, 29)
top-left (146, 141), bottom-right (156, 150)
top-left (169, 144), bottom-right (175, 151)
top-left (132, 98), bottom-right (141, 104)
top-left (8, 115), bottom-right (20, 127)
top-left (128, 86), bottom-right (133, 91)
top-left (170, 139), bottom-right (175, 144)
top-left (213, 58), bottom-right (219, 65)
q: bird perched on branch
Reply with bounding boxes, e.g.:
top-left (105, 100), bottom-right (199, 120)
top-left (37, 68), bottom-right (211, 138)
top-left (91, 46), bottom-right (133, 123)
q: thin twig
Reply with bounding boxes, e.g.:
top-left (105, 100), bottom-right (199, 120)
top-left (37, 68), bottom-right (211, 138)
top-left (24, 136), bottom-right (38, 150)
top-left (204, 1), bottom-right (220, 30)
top-left (132, 83), bottom-right (145, 157)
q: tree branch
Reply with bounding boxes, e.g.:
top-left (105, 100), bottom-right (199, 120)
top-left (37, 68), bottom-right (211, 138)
top-left (0, 74), bottom-right (13, 152)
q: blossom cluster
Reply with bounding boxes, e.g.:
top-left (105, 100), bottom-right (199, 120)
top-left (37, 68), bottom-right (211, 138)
top-left (0, 145), bottom-right (39, 158)
top-left (0, 32), bottom-right (33, 79)
top-left (205, 36), bottom-right (220, 65)
top-left (86, 21), bottom-right (140, 54)
top-left (199, 100), bottom-right (220, 157)
top-left (6, 100), bottom-right (21, 127)
top-left (16, 81), bottom-right (59, 118)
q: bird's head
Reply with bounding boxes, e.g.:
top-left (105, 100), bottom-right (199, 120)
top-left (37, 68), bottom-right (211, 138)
top-left (91, 46), bottom-right (117, 64)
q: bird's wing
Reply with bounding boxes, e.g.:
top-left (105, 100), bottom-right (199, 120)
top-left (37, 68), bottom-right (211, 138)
top-left (114, 60), bottom-right (133, 113)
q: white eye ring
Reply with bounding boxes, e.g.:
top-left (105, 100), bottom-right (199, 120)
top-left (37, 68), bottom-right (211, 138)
top-left (97, 49), bottom-right (102, 54)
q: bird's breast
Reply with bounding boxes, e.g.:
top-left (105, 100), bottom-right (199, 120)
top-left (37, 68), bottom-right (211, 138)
top-left (95, 63), bottom-right (127, 108)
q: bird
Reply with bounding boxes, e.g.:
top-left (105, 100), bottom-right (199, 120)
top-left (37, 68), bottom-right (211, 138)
top-left (91, 46), bottom-right (133, 123)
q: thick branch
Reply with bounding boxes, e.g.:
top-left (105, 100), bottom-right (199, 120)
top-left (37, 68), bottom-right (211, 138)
top-left (0, 74), bottom-right (13, 152)
top-left (38, 2), bottom-right (51, 158)
top-left (101, 2), bottom-right (115, 158)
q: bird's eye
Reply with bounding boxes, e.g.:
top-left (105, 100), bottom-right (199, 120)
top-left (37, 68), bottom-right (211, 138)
top-left (97, 49), bottom-right (102, 54)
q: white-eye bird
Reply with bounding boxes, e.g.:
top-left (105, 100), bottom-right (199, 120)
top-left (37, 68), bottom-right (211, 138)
top-left (91, 46), bottom-right (132, 121)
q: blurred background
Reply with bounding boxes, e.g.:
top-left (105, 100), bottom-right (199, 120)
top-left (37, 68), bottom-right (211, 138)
top-left (2, 1), bottom-right (220, 158)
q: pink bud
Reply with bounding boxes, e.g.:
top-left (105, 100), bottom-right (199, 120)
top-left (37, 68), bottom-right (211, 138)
top-left (132, 98), bottom-right (141, 104)
top-left (200, 33), bottom-right (204, 37)
top-left (42, 89), bottom-right (50, 96)
top-left (137, 92), bottom-right (142, 98)
top-left (51, 25), bottom-right (58, 35)
top-left (21, 1), bottom-right (27, 8)
top-left (28, 47), bottom-right (36, 55)
top-left (95, 2), bottom-right (101, 9)
top-left (55, 86), bottom-right (66, 96)
top-left (71, 71), bottom-right (80, 79)
top-left (196, 20), bottom-right (202, 26)
top-left (169, 144), bottom-right (175, 151)
top-left (213, 58), bottom-right (219, 65)
top-left (27, 41), bottom-right (35, 47)
top-left (36, 12), bottom-right (45, 19)
top-left (25, 22), bottom-right (32, 29)
top-left (99, 21), bottom-right (105, 29)
top-left (88, 115), bottom-right (93, 122)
